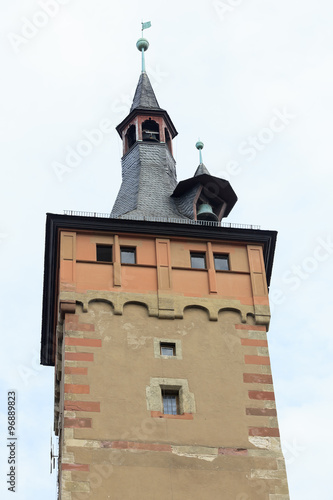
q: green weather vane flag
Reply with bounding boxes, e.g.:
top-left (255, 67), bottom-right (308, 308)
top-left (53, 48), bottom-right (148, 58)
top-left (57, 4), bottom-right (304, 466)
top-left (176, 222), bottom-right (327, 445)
top-left (137, 21), bottom-right (152, 73)
top-left (141, 21), bottom-right (152, 34)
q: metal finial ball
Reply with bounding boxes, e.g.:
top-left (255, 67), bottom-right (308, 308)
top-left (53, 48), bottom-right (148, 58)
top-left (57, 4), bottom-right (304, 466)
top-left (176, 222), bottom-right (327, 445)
top-left (136, 38), bottom-right (149, 52)
top-left (196, 141), bottom-right (204, 150)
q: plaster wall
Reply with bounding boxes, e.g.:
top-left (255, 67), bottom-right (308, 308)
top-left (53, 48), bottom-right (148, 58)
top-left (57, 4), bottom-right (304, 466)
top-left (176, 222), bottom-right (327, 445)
top-left (55, 230), bottom-right (288, 499)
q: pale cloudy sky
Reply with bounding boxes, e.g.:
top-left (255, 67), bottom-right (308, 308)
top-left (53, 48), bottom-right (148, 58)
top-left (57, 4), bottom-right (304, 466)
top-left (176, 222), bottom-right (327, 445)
top-left (0, 0), bottom-right (332, 498)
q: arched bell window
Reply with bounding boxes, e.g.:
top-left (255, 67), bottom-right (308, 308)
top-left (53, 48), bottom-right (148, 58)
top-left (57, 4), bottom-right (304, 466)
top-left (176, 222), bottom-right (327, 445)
top-left (125, 124), bottom-right (136, 152)
top-left (142, 119), bottom-right (160, 142)
top-left (165, 128), bottom-right (172, 153)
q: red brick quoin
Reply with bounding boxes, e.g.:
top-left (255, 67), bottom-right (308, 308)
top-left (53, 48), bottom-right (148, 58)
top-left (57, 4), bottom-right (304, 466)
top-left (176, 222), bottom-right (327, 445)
top-left (65, 314), bottom-right (95, 332)
top-left (64, 384), bottom-right (90, 394)
top-left (65, 367), bottom-right (88, 375)
top-left (244, 355), bottom-right (270, 365)
top-left (64, 401), bottom-right (100, 412)
top-left (241, 338), bottom-right (268, 347)
top-left (248, 391), bottom-right (275, 401)
top-left (64, 418), bottom-right (92, 428)
top-left (249, 427), bottom-right (280, 437)
top-left (65, 338), bottom-right (102, 347)
top-left (235, 325), bottom-right (266, 331)
top-left (62, 464), bottom-right (90, 472)
top-left (243, 373), bottom-right (273, 384)
top-left (65, 352), bottom-right (94, 362)
top-left (246, 408), bottom-right (277, 417)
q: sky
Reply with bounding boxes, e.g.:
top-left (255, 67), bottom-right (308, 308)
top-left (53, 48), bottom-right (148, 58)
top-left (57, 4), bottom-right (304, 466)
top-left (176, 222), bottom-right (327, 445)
top-left (0, 0), bottom-right (332, 498)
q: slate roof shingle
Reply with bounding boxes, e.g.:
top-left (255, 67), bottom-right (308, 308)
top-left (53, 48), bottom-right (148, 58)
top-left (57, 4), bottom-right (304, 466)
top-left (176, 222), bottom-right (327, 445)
top-left (130, 72), bottom-right (161, 112)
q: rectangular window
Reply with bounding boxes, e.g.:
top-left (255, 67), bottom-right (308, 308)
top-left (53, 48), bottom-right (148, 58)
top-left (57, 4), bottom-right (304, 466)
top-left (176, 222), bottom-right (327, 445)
top-left (160, 342), bottom-right (176, 356)
top-left (162, 390), bottom-right (179, 415)
top-left (214, 254), bottom-right (229, 271)
top-left (120, 247), bottom-right (136, 264)
top-left (96, 244), bottom-right (113, 262)
top-left (190, 252), bottom-right (206, 269)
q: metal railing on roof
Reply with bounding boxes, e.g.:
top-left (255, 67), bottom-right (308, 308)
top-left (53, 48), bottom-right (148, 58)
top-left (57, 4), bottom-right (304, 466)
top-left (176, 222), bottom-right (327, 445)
top-left (63, 210), bottom-right (260, 230)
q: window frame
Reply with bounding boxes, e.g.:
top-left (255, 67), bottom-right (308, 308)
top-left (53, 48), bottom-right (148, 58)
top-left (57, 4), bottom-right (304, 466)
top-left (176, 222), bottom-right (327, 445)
top-left (160, 342), bottom-right (176, 357)
top-left (213, 253), bottom-right (230, 271)
top-left (190, 252), bottom-right (206, 269)
top-left (96, 244), bottom-right (113, 263)
top-left (162, 388), bottom-right (180, 415)
top-left (120, 246), bottom-right (136, 265)
top-left (153, 339), bottom-right (182, 360)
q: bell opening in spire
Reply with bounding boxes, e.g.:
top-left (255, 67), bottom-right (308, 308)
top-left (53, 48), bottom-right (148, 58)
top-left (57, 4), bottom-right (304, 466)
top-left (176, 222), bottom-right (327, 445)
top-left (142, 118), bottom-right (160, 142)
top-left (126, 124), bottom-right (136, 151)
top-left (165, 128), bottom-right (172, 154)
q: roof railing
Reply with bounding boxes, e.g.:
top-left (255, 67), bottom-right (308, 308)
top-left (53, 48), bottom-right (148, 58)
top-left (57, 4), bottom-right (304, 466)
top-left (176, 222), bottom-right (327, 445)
top-left (63, 210), bottom-right (260, 230)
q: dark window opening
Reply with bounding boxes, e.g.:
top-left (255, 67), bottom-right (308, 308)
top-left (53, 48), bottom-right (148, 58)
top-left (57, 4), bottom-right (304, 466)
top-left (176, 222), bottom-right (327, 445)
top-left (162, 389), bottom-right (179, 415)
top-left (165, 128), bottom-right (172, 153)
top-left (142, 118), bottom-right (160, 142)
top-left (160, 342), bottom-right (176, 356)
top-left (120, 247), bottom-right (136, 264)
top-left (96, 245), bottom-right (113, 263)
top-left (126, 124), bottom-right (136, 151)
top-left (214, 254), bottom-right (230, 271)
top-left (190, 252), bottom-right (206, 269)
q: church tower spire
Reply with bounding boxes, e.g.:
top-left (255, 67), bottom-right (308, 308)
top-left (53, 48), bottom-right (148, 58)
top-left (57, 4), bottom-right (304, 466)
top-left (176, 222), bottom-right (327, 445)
top-left (111, 30), bottom-right (238, 224)
top-left (111, 33), bottom-right (181, 220)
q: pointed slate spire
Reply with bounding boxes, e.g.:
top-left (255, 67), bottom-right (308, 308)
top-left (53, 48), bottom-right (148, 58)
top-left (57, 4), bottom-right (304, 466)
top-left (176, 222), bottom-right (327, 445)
top-left (194, 163), bottom-right (211, 176)
top-left (194, 141), bottom-right (210, 176)
top-left (130, 72), bottom-right (161, 112)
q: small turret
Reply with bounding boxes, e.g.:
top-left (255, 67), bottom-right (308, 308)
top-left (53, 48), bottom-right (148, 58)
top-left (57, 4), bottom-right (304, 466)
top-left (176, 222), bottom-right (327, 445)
top-left (172, 142), bottom-right (238, 222)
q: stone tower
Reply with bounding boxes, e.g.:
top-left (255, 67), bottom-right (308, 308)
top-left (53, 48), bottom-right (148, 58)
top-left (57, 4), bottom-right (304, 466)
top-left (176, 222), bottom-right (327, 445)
top-left (41, 34), bottom-right (289, 500)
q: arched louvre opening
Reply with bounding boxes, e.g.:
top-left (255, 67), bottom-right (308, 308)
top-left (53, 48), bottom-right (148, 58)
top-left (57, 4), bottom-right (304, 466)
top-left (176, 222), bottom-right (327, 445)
top-left (126, 124), bottom-right (136, 151)
top-left (142, 118), bottom-right (160, 142)
top-left (165, 128), bottom-right (172, 153)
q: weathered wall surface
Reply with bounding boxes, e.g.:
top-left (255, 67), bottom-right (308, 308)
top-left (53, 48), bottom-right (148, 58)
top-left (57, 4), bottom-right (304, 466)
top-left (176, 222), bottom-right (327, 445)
top-left (55, 231), bottom-right (288, 499)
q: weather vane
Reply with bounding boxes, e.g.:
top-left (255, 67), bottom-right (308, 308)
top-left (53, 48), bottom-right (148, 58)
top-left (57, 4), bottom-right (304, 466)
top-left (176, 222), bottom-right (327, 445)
top-left (136, 21), bottom-right (152, 73)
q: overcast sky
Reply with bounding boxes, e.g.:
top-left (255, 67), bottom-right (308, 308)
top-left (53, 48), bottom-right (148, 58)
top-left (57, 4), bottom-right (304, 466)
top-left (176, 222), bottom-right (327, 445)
top-left (1, 1), bottom-right (332, 498)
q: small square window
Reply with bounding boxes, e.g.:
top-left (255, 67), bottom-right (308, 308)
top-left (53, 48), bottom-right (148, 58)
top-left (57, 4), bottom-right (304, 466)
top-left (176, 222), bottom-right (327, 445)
top-left (120, 247), bottom-right (136, 264)
top-left (162, 389), bottom-right (179, 415)
top-left (160, 342), bottom-right (176, 356)
top-left (190, 252), bottom-right (206, 269)
top-left (96, 244), bottom-right (112, 262)
top-left (214, 254), bottom-right (229, 271)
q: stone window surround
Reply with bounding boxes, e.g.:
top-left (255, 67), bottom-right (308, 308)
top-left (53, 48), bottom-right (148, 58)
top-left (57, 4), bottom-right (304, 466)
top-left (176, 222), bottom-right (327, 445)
top-left (146, 377), bottom-right (196, 415)
top-left (153, 338), bottom-right (182, 360)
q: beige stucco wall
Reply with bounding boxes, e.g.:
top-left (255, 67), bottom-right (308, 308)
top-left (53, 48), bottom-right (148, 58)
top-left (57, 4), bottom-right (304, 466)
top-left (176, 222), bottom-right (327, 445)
top-left (58, 299), bottom-right (289, 500)
top-left (55, 230), bottom-right (287, 499)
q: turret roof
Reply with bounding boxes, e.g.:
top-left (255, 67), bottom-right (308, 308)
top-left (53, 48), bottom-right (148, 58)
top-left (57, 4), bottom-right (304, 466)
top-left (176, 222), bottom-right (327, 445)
top-left (194, 163), bottom-right (211, 176)
top-left (130, 72), bottom-right (160, 112)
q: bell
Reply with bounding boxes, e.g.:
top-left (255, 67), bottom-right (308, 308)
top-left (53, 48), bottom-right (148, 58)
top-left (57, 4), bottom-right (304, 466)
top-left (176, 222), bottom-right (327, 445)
top-left (197, 203), bottom-right (218, 222)
top-left (142, 130), bottom-right (159, 142)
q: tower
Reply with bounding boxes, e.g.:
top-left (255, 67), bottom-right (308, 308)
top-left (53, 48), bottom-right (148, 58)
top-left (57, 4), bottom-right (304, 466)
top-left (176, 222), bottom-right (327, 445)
top-left (41, 30), bottom-right (289, 500)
